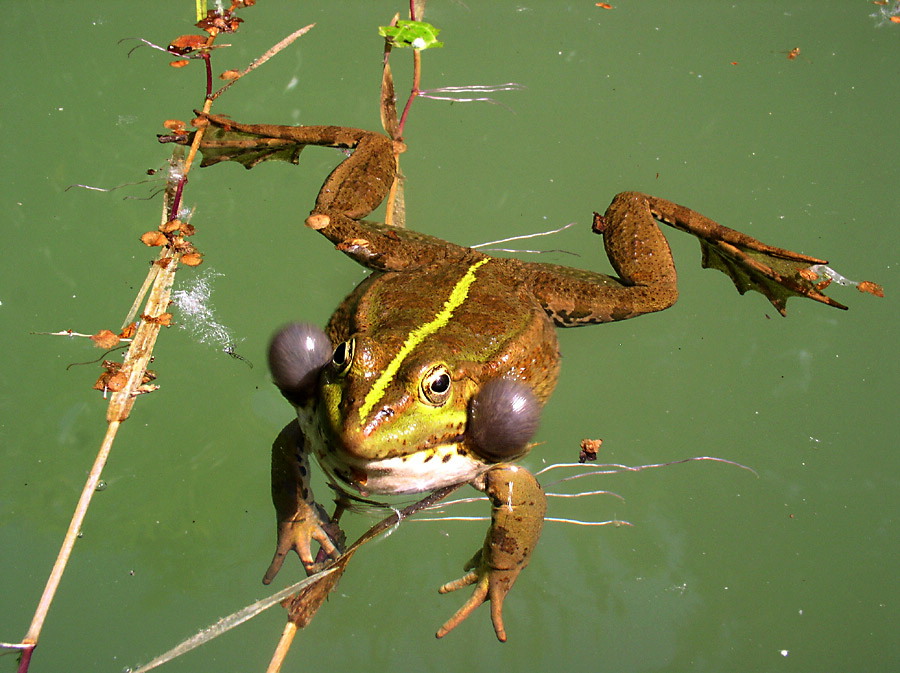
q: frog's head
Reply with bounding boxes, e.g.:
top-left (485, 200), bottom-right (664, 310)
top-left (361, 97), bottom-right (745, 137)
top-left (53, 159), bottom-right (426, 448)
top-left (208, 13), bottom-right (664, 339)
top-left (268, 322), bottom-right (542, 495)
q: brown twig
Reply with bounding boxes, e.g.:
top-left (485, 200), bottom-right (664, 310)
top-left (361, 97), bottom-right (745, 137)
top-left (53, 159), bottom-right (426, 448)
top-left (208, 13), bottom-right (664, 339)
top-left (9, 8), bottom-right (316, 671)
top-left (266, 623), bottom-right (298, 673)
top-left (15, 172), bottom-right (185, 672)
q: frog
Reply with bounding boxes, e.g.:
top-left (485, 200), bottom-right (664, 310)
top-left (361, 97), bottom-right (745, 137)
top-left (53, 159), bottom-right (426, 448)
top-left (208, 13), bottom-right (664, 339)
top-left (188, 112), bottom-right (877, 641)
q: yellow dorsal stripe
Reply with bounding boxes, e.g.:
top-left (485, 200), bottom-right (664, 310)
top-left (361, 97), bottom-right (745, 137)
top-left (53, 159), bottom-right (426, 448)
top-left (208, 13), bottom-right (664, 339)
top-left (359, 258), bottom-right (490, 421)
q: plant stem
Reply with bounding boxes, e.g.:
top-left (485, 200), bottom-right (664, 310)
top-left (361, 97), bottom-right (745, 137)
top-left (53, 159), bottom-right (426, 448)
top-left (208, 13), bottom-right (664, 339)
top-left (17, 239), bottom-right (182, 671)
top-left (11, 10), bottom-right (320, 672)
top-left (265, 622), bottom-right (298, 673)
top-left (21, 421), bottom-right (121, 649)
top-left (396, 48), bottom-right (421, 138)
top-left (203, 52), bottom-right (213, 99)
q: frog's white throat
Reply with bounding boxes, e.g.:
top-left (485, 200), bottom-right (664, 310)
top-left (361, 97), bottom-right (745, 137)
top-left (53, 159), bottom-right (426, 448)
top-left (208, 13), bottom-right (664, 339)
top-left (298, 405), bottom-right (487, 497)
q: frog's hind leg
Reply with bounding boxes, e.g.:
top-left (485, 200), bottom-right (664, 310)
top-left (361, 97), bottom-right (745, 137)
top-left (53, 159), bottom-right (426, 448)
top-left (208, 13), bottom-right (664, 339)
top-left (194, 113), bottom-right (398, 220)
top-left (526, 191), bottom-right (859, 323)
top-left (191, 114), bottom-right (480, 272)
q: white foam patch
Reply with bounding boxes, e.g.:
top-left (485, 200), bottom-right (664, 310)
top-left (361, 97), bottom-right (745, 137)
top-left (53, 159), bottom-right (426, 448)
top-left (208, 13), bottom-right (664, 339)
top-left (171, 269), bottom-right (235, 349)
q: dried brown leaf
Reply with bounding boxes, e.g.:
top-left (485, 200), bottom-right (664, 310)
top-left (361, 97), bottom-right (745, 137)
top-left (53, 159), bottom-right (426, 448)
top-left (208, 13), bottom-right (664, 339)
top-left (197, 9), bottom-right (243, 35)
top-left (857, 280), bottom-right (884, 297)
top-left (168, 35), bottom-right (208, 55)
top-left (90, 329), bottom-right (120, 349)
top-left (181, 252), bottom-right (204, 267)
top-left (281, 553), bottom-right (353, 628)
top-left (798, 267), bottom-right (818, 281)
top-left (141, 312), bottom-right (173, 326)
top-left (160, 219), bottom-right (183, 233)
top-left (104, 372), bottom-right (128, 392)
top-left (579, 438), bottom-right (602, 463)
top-left (162, 120), bottom-right (188, 136)
top-left (141, 231), bottom-right (168, 247)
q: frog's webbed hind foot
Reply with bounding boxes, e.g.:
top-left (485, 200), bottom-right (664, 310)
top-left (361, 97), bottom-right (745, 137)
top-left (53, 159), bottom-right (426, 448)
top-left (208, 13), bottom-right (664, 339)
top-left (605, 193), bottom-right (882, 316)
top-left (691, 228), bottom-right (844, 316)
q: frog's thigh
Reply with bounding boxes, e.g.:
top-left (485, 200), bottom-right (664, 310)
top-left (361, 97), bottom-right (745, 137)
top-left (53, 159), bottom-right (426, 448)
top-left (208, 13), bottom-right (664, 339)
top-left (524, 261), bottom-right (678, 325)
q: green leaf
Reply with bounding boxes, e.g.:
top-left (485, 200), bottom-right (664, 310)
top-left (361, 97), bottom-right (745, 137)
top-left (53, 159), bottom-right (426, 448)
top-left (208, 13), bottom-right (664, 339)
top-left (378, 20), bottom-right (443, 50)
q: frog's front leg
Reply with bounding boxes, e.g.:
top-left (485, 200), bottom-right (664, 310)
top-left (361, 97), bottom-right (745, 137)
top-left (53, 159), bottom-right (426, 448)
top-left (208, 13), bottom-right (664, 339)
top-left (436, 465), bottom-right (546, 642)
top-left (525, 191), bottom-right (866, 322)
top-left (262, 420), bottom-right (343, 584)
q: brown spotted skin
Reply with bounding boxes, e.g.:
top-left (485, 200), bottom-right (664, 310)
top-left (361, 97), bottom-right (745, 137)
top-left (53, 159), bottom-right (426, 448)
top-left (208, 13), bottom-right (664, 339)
top-left (193, 116), bottom-right (859, 640)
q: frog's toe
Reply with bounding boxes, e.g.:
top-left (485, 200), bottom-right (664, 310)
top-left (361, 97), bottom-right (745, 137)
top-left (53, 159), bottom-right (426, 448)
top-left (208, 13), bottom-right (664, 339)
top-left (438, 568), bottom-right (478, 594)
top-left (307, 522), bottom-right (342, 566)
top-left (262, 545), bottom-right (290, 584)
top-left (262, 522), bottom-right (312, 584)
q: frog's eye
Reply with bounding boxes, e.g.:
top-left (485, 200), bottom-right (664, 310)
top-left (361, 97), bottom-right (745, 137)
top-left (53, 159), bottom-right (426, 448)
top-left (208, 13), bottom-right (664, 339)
top-left (468, 379), bottom-right (540, 461)
top-left (421, 365), bottom-right (452, 406)
top-left (330, 338), bottom-right (355, 375)
top-left (267, 322), bottom-right (331, 405)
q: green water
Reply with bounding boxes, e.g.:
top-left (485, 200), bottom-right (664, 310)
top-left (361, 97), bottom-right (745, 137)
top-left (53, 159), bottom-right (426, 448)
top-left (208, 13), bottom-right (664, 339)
top-left (2, 2), bottom-right (897, 672)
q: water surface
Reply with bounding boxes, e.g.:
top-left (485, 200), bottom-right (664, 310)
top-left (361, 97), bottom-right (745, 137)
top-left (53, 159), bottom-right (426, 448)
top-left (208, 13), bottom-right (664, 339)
top-left (2, 2), bottom-right (897, 672)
